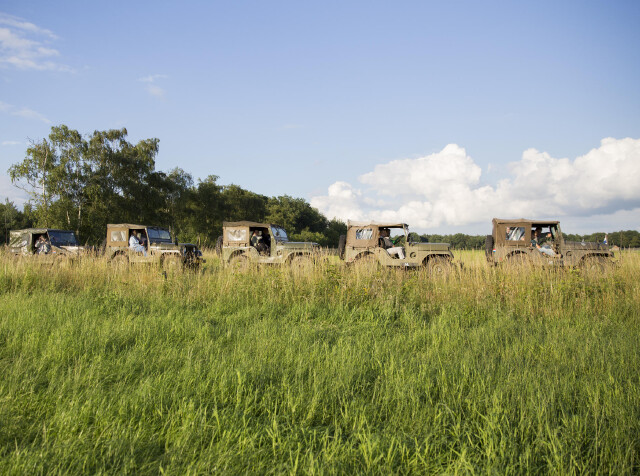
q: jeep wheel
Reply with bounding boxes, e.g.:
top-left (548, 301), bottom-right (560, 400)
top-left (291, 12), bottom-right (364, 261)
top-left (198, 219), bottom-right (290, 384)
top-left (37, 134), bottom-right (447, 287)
top-left (228, 254), bottom-right (249, 272)
top-left (337, 235), bottom-right (346, 260)
top-left (162, 254), bottom-right (183, 272)
top-left (426, 257), bottom-right (451, 277)
top-left (290, 255), bottom-right (314, 275)
top-left (581, 256), bottom-right (609, 275)
top-left (504, 253), bottom-right (530, 269)
top-left (111, 253), bottom-right (129, 269)
top-left (353, 253), bottom-right (379, 273)
top-left (485, 235), bottom-right (494, 260)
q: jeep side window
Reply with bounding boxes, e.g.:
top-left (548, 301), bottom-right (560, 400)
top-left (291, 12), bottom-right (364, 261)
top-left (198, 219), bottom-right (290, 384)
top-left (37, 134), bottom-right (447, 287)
top-left (355, 228), bottom-right (373, 240)
top-left (111, 230), bottom-right (127, 242)
top-left (506, 227), bottom-right (525, 241)
top-left (227, 229), bottom-right (247, 242)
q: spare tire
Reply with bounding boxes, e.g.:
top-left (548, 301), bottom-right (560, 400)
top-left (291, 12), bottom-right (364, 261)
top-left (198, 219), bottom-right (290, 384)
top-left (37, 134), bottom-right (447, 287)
top-left (215, 235), bottom-right (223, 257)
top-left (337, 235), bottom-right (346, 260)
top-left (485, 234), bottom-right (494, 258)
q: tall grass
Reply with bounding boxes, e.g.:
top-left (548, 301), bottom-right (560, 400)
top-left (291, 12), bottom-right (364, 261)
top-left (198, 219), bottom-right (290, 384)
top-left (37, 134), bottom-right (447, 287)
top-left (0, 250), bottom-right (638, 474)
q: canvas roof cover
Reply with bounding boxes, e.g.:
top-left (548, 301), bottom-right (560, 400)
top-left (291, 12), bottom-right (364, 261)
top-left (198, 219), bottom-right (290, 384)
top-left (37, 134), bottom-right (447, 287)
top-left (9, 228), bottom-right (77, 251)
top-left (10, 228), bottom-right (75, 241)
top-left (347, 220), bottom-right (407, 228)
top-left (223, 221), bottom-right (282, 228)
top-left (492, 218), bottom-right (560, 226)
top-left (107, 224), bottom-right (151, 229)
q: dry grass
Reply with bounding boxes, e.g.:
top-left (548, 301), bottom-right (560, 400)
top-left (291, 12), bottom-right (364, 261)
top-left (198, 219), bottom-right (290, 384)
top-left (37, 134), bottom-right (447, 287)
top-left (0, 249), bottom-right (638, 474)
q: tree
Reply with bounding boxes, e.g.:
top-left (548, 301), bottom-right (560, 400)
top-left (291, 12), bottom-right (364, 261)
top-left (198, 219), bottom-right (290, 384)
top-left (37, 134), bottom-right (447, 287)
top-left (222, 185), bottom-right (268, 223)
top-left (266, 195), bottom-right (327, 235)
top-left (0, 199), bottom-right (32, 244)
top-left (7, 125), bottom-right (166, 243)
top-left (8, 138), bottom-right (56, 226)
top-left (189, 175), bottom-right (224, 245)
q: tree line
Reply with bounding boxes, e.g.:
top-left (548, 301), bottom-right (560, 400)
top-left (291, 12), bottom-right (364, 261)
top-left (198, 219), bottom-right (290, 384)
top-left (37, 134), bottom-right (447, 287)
top-left (4, 125), bottom-right (345, 247)
top-left (3, 125), bottom-right (639, 249)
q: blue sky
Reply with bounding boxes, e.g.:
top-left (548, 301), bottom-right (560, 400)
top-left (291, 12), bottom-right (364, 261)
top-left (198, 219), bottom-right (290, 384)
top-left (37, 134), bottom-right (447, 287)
top-left (1, 1), bottom-right (639, 233)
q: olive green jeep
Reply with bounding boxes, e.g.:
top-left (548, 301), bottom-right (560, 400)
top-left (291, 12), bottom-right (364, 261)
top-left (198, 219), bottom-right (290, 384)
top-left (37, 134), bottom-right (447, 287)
top-left (216, 221), bottom-right (321, 269)
top-left (105, 224), bottom-right (204, 268)
top-left (485, 218), bottom-right (614, 268)
top-left (338, 221), bottom-right (455, 274)
top-left (9, 228), bottom-right (86, 258)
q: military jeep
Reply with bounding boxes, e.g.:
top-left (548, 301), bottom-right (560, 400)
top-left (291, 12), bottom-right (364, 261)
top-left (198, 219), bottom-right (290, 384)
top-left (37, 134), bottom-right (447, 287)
top-left (105, 224), bottom-right (204, 268)
top-left (338, 221), bottom-right (455, 274)
top-left (9, 228), bottom-right (85, 257)
top-left (485, 218), bottom-right (614, 268)
top-left (217, 221), bottom-right (321, 268)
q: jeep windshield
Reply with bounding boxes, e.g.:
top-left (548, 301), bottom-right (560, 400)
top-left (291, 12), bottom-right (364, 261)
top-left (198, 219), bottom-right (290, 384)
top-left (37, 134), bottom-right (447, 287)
top-left (48, 230), bottom-right (79, 246)
top-left (271, 226), bottom-right (289, 243)
top-left (390, 226), bottom-right (408, 243)
top-left (147, 227), bottom-right (173, 243)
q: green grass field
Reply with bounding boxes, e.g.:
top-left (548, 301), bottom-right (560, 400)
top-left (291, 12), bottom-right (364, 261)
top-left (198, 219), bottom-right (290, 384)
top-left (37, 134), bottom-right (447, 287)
top-left (1, 250), bottom-right (639, 474)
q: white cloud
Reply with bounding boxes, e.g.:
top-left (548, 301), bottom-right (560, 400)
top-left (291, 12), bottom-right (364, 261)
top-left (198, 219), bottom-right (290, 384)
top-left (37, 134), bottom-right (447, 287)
top-left (0, 173), bottom-right (29, 206)
top-left (147, 84), bottom-right (165, 97)
top-left (0, 13), bottom-right (71, 72)
top-left (12, 107), bottom-right (51, 123)
top-left (138, 74), bottom-right (167, 83)
top-left (311, 138), bottom-right (640, 232)
top-left (0, 14), bottom-right (57, 39)
top-left (310, 181), bottom-right (364, 222)
top-left (0, 101), bottom-right (50, 123)
top-left (2, 140), bottom-right (22, 146)
top-left (138, 74), bottom-right (167, 97)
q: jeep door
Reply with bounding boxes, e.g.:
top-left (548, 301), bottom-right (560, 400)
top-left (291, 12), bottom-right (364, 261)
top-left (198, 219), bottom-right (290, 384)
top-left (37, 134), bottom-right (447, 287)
top-left (346, 225), bottom-right (378, 262)
top-left (497, 224), bottom-right (530, 261)
top-left (129, 228), bottom-right (150, 263)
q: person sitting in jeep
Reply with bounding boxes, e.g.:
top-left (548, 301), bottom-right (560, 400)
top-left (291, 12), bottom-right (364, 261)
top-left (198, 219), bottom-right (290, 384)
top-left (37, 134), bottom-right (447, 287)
top-left (35, 235), bottom-right (51, 255)
top-left (532, 227), bottom-right (555, 256)
top-left (379, 228), bottom-right (405, 259)
top-left (250, 230), bottom-right (269, 254)
top-left (129, 231), bottom-right (147, 257)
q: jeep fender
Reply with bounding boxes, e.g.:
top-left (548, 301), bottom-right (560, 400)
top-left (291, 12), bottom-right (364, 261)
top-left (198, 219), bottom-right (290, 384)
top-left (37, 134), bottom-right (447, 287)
top-left (353, 251), bottom-right (375, 262)
top-left (422, 254), bottom-right (451, 266)
top-left (110, 250), bottom-right (126, 260)
top-left (579, 253), bottom-right (610, 264)
top-left (227, 250), bottom-right (246, 264)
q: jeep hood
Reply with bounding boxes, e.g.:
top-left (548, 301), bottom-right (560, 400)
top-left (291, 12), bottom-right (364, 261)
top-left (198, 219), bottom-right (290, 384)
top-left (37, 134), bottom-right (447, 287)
top-left (409, 242), bottom-right (451, 251)
top-left (52, 245), bottom-right (86, 255)
top-left (151, 243), bottom-right (181, 251)
top-left (564, 241), bottom-right (610, 251)
top-left (281, 241), bottom-right (320, 250)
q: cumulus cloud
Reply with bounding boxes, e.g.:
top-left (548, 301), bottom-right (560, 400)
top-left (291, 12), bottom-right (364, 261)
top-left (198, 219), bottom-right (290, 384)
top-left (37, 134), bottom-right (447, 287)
top-left (0, 13), bottom-right (72, 72)
top-left (310, 181), bottom-right (364, 221)
top-left (310, 138), bottom-right (640, 231)
top-left (138, 74), bottom-right (167, 97)
top-left (0, 101), bottom-right (50, 123)
top-left (0, 173), bottom-right (29, 206)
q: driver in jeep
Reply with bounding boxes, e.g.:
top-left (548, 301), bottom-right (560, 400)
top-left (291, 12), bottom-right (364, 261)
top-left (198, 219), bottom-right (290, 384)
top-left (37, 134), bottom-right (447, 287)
top-left (251, 230), bottom-right (269, 255)
top-left (379, 228), bottom-right (405, 259)
top-left (532, 227), bottom-right (556, 257)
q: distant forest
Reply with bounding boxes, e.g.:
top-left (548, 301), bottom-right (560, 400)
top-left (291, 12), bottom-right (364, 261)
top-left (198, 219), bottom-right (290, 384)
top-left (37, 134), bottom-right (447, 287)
top-left (2, 125), bottom-right (640, 249)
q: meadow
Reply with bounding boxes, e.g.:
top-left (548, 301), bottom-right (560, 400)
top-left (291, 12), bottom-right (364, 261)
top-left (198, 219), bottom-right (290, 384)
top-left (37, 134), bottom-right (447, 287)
top-left (0, 250), bottom-right (639, 474)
